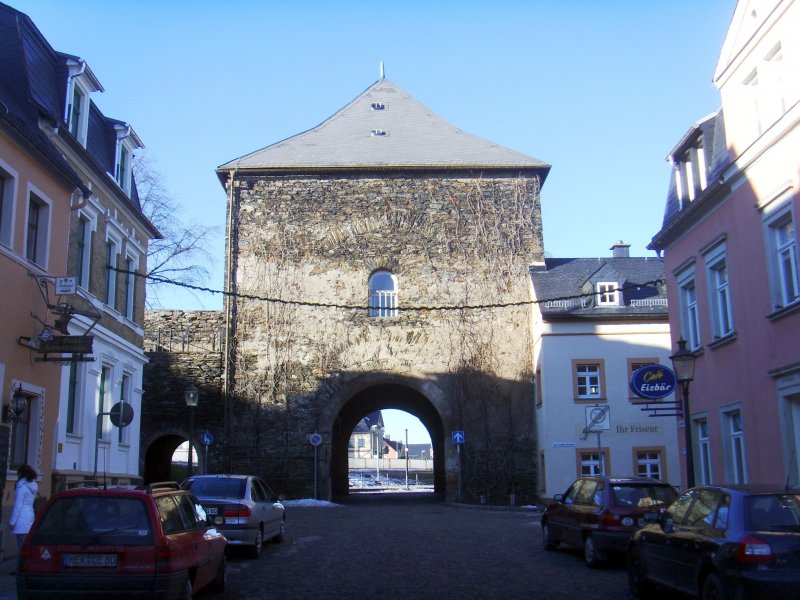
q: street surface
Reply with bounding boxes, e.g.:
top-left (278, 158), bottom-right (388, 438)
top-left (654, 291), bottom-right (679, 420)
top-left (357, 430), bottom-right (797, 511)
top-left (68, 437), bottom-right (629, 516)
top-left (205, 493), bottom-right (635, 600)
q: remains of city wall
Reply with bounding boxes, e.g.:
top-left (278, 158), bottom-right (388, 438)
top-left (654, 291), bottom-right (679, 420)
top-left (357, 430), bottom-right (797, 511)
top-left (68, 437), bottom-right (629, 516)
top-left (227, 172), bottom-right (543, 501)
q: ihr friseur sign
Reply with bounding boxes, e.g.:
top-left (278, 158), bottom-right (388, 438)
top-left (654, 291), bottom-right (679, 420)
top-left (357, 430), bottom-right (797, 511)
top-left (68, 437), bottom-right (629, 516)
top-left (39, 335), bottom-right (94, 355)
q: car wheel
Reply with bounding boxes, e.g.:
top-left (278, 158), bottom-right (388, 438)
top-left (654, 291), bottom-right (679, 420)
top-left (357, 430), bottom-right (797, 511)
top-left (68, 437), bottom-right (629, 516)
top-left (702, 573), bottom-right (728, 600)
top-left (211, 554), bottom-right (226, 592)
top-left (249, 527), bottom-right (264, 558)
top-left (542, 521), bottom-right (558, 551)
top-left (181, 576), bottom-right (193, 600)
top-left (627, 547), bottom-right (653, 598)
top-left (271, 518), bottom-right (285, 543)
top-left (583, 534), bottom-right (605, 568)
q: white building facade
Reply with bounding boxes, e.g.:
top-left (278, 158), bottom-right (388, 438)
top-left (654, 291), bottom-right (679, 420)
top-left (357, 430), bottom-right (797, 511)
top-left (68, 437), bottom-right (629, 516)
top-left (532, 244), bottom-right (681, 498)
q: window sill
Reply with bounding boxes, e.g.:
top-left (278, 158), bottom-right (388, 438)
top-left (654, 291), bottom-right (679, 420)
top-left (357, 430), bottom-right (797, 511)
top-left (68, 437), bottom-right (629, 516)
top-left (768, 301), bottom-right (800, 322)
top-left (573, 398), bottom-right (606, 403)
top-left (708, 332), bottom-right (737, 350)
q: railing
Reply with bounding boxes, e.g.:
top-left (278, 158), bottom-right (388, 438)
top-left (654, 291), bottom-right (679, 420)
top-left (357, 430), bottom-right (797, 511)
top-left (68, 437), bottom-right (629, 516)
top-left (368, 291), bottom-right (398, 317)
top-left (542, 298), bottom-right (588, 310)
top-left (144, 328), bottom-right (223, 353)
top-left (631, 298), bottom-right (668, 308)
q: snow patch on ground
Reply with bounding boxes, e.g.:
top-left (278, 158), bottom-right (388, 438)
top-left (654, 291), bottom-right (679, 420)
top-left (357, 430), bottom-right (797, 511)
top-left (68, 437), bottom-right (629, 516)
top-left (282, 498), bottom-right (343, 507)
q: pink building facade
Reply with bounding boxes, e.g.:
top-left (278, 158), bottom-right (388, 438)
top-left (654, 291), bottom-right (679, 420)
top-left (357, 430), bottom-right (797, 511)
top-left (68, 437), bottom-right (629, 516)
top-left (650, 0), bottom-right (800, 488)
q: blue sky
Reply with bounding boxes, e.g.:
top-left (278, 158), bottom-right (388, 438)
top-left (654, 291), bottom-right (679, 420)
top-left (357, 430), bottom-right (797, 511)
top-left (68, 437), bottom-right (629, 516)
top-left (10, 0), bottom-right (736, 442)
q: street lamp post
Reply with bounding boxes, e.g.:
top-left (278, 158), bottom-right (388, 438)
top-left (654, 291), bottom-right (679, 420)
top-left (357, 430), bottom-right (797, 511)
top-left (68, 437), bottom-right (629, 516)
top-left (670, 338), bottom-right (698, 489)
top-left (184, 384), bottom-right (199, 477)
top-left (405, 428), bottom-right (409, 490)
top-left (370, 424), bottom-right (384, 484)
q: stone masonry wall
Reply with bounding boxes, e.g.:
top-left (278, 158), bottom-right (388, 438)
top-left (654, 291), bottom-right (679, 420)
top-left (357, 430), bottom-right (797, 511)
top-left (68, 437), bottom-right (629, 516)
top-left (228, 172), bottom-right (543, 501)
top-left (141, 310), bottom-right (225, 475)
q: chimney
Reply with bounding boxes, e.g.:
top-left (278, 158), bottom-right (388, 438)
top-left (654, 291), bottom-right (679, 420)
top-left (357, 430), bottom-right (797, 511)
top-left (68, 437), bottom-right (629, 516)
top-left (610, 240), bottom-right (630, 258)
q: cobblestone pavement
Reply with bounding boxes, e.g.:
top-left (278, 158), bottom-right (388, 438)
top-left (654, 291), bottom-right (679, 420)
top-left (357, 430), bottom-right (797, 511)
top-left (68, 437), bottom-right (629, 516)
top-left (207, 493), bottom-right (635, 600)
top-left (0, 493), bottom-right (643, 600)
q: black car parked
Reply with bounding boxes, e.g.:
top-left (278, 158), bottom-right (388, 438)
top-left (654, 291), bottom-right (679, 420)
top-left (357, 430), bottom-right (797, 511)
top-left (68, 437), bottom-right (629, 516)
top-left (541, 475), bottom-right (677, 568)
top-left (628, 484), bottom-right (800, 600)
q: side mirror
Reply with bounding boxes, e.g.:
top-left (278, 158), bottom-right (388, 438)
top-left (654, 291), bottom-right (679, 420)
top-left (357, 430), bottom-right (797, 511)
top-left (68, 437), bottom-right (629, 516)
top-left (660, 513), bottom-right (675, 534)
top-left (553, 493), bottom-right (564, 503)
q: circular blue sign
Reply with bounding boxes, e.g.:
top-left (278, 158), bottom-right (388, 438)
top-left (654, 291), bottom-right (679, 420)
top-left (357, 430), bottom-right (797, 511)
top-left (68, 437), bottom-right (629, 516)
top-left (200, 431), bottom-right (214, 446)
top-left (630, 364), bottom-right (677, 399)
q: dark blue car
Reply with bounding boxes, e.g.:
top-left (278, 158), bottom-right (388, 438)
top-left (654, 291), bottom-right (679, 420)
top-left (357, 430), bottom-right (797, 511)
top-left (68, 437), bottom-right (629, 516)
top-left (628, 484), bottom-right (800, 600)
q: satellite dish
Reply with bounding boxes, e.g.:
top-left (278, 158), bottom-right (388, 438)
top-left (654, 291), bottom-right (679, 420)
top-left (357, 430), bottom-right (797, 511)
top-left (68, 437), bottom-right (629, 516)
top-left (109, 402), bottom-right (134, 427)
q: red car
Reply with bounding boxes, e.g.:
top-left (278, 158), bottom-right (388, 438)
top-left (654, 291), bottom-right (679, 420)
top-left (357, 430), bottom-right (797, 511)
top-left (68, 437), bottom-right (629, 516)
top-left (18, 482), bottom-right (227, 600)
top-left (541, 475), bottom-right (678, 568)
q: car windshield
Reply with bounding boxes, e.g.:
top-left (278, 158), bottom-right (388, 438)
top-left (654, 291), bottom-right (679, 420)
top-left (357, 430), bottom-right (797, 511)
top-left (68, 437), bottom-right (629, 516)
top-left (185, 478), bottom-right (246, 500)
top-left (746, 494), bottom-right (800, 531)
top-left (610, 484), bottom-right (678, 508)
top-left (31, 496), bottom-right (153, 546)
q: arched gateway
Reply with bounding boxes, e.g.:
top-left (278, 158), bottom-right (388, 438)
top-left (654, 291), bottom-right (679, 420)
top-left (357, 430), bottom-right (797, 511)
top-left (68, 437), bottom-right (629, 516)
top-left (328, 379), bottom-right (446, 496)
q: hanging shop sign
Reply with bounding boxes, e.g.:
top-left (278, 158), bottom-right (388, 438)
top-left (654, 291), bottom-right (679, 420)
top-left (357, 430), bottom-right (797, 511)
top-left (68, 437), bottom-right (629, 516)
top-left (630, 364), bottom-right (677, 400)
top-left (38, 335), bottom-right (94, 355)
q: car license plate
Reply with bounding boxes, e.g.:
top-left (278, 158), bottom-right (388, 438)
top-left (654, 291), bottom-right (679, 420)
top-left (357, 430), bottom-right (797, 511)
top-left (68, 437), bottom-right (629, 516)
top-left (63, 553), bottom-right (118, 568)
top-left (205, 507), bottom-right (218, 515)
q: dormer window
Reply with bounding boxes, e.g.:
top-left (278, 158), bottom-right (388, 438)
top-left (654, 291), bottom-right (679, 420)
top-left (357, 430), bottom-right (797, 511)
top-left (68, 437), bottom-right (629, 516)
top-left (116, 144), bottom-right (130, 190)
top-left (113, 124), bottom-right (143, 196)
top-left (66, 80), bottom-right (89, 145)
top-left (64, 58), bottom-right (103, 147)
top-left (674, 138), bottom-right (707, 209)
top-left (596, 282), bottom-right (620, 306)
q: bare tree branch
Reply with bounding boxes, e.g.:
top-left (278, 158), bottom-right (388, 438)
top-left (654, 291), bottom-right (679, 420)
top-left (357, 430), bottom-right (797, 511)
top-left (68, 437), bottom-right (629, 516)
top-left (134, 152), bottom-right (219, 307)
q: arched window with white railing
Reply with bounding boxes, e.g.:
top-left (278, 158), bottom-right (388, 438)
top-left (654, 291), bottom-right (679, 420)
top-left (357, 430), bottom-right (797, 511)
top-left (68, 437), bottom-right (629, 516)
top-left (368, 270), bottom-right (398, 317)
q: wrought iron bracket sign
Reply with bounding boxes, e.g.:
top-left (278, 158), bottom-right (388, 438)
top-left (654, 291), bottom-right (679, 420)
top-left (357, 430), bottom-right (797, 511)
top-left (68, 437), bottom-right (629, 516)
top-left (17, 334), bottom-right (95, 363)
top-left (631, 364), bottom-right (682, 418)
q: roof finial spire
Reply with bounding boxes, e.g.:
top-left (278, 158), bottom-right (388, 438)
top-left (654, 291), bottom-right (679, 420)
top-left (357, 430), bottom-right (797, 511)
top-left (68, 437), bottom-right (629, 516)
top-left (379, 61), bottom-right (385, 80)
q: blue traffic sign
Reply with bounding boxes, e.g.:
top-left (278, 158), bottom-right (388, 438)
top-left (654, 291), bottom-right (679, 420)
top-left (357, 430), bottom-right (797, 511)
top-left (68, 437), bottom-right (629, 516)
top-left (200, 431), bottom-right (214, 447)
top-left (452, 431), bottom-right (465, 444)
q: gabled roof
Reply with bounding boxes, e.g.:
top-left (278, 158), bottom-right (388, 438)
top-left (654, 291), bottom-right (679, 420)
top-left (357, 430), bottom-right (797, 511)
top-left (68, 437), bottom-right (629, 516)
top-left (530, 256), bottom-right (667, 318)
top-left (714, 0), bottom-right (782, 85)
top-left (218, 78), bottom-right (550, 174)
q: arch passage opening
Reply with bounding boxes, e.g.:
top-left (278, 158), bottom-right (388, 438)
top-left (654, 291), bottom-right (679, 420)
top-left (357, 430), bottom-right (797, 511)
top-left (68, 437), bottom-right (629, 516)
top-left (331, 384), bottom-right (445, 497)
top-left (347, 409), bottom-right (434, 492)
top-left (144, 434), bottom-right (192, 484)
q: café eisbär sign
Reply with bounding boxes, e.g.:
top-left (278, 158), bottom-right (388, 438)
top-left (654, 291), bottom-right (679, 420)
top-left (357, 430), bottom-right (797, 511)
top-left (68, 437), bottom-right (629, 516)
top-left (630, 364), bottom-right (677, 400)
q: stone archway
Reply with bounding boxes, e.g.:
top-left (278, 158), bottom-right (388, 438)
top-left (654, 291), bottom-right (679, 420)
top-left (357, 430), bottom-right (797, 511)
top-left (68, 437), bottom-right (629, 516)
top-left (330, 383), bottom-right (445, 497)
top-left (142, 433), bottom-right (200, 485)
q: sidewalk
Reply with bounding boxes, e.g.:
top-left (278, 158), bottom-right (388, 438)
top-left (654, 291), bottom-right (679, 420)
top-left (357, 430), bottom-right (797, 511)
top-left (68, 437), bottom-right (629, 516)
top-left (0, 558), bottom-right (15, 600)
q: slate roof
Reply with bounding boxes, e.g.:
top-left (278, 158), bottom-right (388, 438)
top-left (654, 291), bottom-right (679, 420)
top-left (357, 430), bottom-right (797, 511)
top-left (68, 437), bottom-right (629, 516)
top-left (0, 5), bottom-right (86, 196)
top-left (0, 2), bottom-right (152, 228)
top-left (530, 256), bottom-right (667, 318)
top-left (650, 109), bottom-right (730, 250)
top-left (218, 78), bottom-right (550, 174)
top-left (351, 411), bottom-right (385, 433)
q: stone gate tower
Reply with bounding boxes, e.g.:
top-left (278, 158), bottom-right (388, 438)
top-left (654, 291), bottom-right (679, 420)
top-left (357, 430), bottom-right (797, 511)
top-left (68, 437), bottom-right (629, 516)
top-left (216, 77), bottom-right (550, 501)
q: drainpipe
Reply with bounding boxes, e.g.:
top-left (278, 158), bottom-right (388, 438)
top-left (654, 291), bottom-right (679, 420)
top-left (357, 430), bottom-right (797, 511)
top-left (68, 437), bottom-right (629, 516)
top-left (222, 167), bottom-right (239, 472)
top-left (70, 187), bottom-right (90, 211)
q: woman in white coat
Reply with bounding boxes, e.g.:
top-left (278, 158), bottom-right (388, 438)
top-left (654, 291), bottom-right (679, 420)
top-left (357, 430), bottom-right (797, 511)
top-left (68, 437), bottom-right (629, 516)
top-left (9, 463), bottom-right (38, 569)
